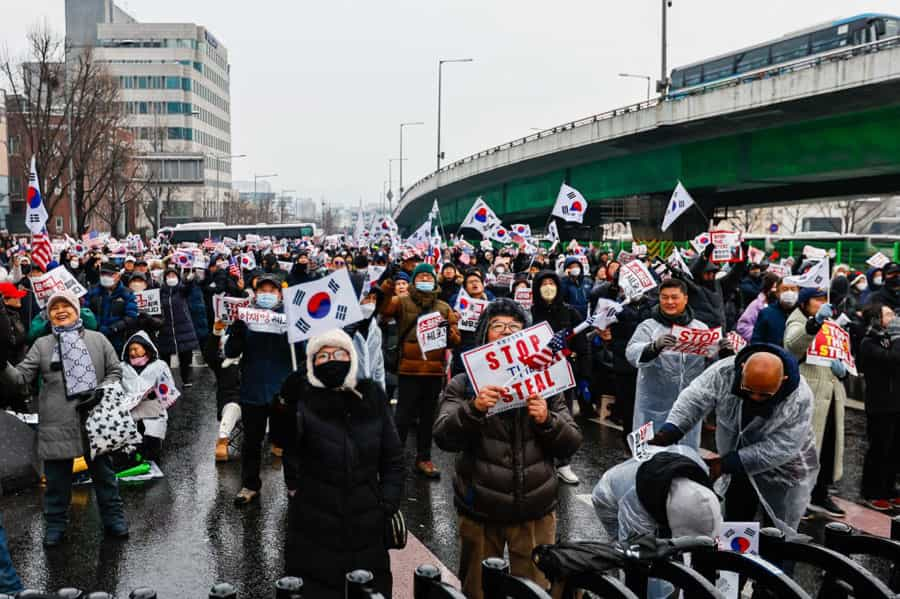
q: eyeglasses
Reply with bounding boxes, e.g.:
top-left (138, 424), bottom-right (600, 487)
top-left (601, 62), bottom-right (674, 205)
top-left (333, 261), bottom-right (345, 267)
top-left (314, 349), bottom-right (351, 364)
top-left (739, 385), bottom-right (776, 401)
top-left (488, 321), bottom-right (524, 334)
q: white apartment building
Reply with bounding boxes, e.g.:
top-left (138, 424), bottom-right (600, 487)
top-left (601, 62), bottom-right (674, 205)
top-left (66, 0), bottom-right (233, 228)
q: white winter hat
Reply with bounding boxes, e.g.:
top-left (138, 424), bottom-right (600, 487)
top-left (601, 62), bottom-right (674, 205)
top-left (666, 478), bottom-right (723, 538)
top-left (47, 290), bottom-right (81, 314)
top-left (305, 328), bottom-right (358, 390)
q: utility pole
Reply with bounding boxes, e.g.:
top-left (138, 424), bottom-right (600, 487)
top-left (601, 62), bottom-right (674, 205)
top-left (399, 121), bottom-right (423, 198)
top-left (657, 0), bottom-right (671, 95)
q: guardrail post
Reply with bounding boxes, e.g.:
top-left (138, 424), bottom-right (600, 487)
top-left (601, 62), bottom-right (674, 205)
top-left (414, 564), bottom-right (442, 597)
top-left (274, 576), bottom-right (304, 598)
top-left (209, 582), bottom-right (238, 599)
top-left (129, 589), bottom-right (158, 599)
top-left (346, 570), bottom-right (382, 599)
top-left (56, 589), bottom-right (84, 599)
top-left (481, 557), bottom-right (511, 598)
top-left (85, 593), bottom-right (113, 599)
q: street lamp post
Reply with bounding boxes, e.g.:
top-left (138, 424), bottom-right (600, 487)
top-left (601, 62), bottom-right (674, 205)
top-left (437, 58), bottom-right (473, 171)
top-left (387, 157), bottom-right (406, 214)
top-left (658, 0), bottom-right (672, 94)
top-left (253, 173), bottom-right (278, 223)
top-left (618, 73), bottom-right (652, 102)
top-left (279, 188), bottom-right (296, 223)
top-left (208, 153), bottom-right (246, 221)
top-left (399, 121), bottom-right (423, 198)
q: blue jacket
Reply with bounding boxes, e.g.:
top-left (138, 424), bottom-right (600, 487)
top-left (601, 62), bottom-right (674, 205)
top-left (560, 259), bottom-right (592, 319)
top-left (187, 284), bottom-right (209, 342)
top-left (224, 304), bottom-right (293, 406)
top-left (750, 303), bottom-right (790, 347)
top-left (157, 278), bottom-right (200, 355)
top-left (85, 282), bottom-right (138, 353)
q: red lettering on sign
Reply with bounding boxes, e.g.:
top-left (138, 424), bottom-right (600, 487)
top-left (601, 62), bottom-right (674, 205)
top-left (486, 351), bottom-right (499, 370)
top-left (515, 339), bottom-right (530, 362)
top-left (543, 369), bottom-right (556, 388)
top-left (529, 335), bottom-right (541, 352)
top-left (499, 345), bottom-right (515, 364)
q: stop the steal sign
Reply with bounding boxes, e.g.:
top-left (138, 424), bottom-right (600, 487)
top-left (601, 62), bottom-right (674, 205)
top-left (462, 322), bottom-right (575, 416)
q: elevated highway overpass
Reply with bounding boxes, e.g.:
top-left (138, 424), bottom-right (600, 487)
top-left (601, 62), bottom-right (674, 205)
top-left (395, 36), bottom-right (900, 238)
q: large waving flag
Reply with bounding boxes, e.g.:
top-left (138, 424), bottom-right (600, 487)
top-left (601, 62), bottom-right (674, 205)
top-left (661, 181), bottom-right (696, 232)
top-left (460, 197), bottom-right (500, 237)
top-left (285, 269), bottom-right (364, 343)
top-left (551, 183), bottom-right (587, 224)
top-left (26, 156), bottom-right (48, 235)
top-left (31, 228), bottom-right (52, 272)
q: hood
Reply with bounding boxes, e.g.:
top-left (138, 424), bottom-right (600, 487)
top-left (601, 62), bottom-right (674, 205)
top-left (473, 297), bottom-right (532, 346)
top-left (730, 343), bottom-right (801, 406)
top-left (305, 328), bottom-right (359, 390)
top-left (867, 267), bottom-right (884, 287)
top-left (532, 270), bottom-right (564, 308)
top-left (121, 329), bottom-right (160, 362)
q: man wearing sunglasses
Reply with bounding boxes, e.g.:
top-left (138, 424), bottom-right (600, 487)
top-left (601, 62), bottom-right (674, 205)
top-left (650, 343), bottom-right (819, 532)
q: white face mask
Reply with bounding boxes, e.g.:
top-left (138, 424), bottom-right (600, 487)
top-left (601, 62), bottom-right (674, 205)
top-left (100, 275), bottom-right (116, 288)
top-left (855, 280), bottom-right (868, 291)
top-left (166, 277), bottom-right (179, 287)
top-left (874, 276), bottom-right (884, 286)
top-left (360, 303), bottom-right (376, 319)
top-left (779, 290), bottom-right (798, 307)
top-left (567, 268), bottom-right (581, 278)
top-left (69, 260), bottom-right (80, 269)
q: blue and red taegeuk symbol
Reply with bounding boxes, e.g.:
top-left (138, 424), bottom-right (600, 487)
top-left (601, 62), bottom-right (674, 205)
top-left (459, 297), bottom-right (469, 310)
top-left (27, 185), bottom-right (42, 209)
top-left (730, 536), bottom-right (752, 553)
top-left (569, 200), bottom-right (583, 213)
top-left (474, 207), bottom-right (489, 223)
top-left (157, 382), bottom-right (170, 397)
top-left (307, 292), bottom-right (332, 319)
top-left (495, 228), bottom-right (507, 238)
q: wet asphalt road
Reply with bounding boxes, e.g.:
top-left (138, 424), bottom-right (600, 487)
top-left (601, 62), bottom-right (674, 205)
top-left (0, 363), bottom-right (880, 596)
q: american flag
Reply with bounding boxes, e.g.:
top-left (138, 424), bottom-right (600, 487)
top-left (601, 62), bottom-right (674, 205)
top-left (519, 328), bottom-right (572, 371)
top-left (31, 229), bottom-right (52, 272)
top-left (228, 255), bottom-right (241, 279)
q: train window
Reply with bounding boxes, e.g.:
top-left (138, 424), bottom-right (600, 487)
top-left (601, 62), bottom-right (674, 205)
top-left (811, 27), bottom-right (847, 53)
top-left (884, 19), bottom-right (900, 39)
top-left (735, 46), bottom-right (770, 73)
top-left (771, 35), bottom-right (811, 63)
top-left (683, 66), bottom-right (702, 86)
top-left (702, 56), bottom-right (735, 82)
top-left (670, 69), bottom-right (684, 89)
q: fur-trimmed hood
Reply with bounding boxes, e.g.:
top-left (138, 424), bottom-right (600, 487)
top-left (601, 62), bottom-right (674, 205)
top-left (305, 328), bottom-right (359, 391)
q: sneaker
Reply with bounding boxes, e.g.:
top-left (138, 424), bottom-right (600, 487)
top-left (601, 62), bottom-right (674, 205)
top-left (865, 499), bottom-right (892, 511)
top-left (234, 487), bottom-right (259, 506)
top-left (43, 529), bottom-right (65, 547)
top-left (215, 438), bottom-right (229, 462)
top-left (416, 461), bottom-right (441, 479)
top-left (809, 497), bottom-right (846, 518)
top-left (557, 465), bottom-right (580, 485)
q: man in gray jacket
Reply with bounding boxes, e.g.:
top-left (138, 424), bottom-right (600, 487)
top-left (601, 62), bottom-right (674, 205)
top-left (0, 290), bottom-right (126, 547)
top-left (433, 298), bottom-right (582, 598)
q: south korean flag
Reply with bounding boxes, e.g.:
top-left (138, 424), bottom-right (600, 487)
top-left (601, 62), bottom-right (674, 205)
top-left (285, 269), bottom-right (365, 343)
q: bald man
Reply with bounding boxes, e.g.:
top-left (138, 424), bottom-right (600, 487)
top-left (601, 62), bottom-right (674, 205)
top-left (650, 344), bottom-right (819, 532)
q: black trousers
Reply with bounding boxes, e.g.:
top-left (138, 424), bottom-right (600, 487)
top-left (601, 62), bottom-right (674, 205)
top-left (862, 412), bottom-right (900, 500)
top-left (396, 375), bottom-right (443, 461)
top-left (161, 350), bottom-right (194, 383)
top-left (812, 399), bottom-right (837, 503)
top-left (240, 403), bottom-right (270, 492)
top-left (613, 372), bottom-right (637, 447)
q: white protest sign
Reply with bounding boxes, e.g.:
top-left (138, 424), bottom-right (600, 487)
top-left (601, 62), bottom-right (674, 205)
top-left (619, 259), bottom-right (657, 300)
top-left (278, 260), bottom-right (293, 273)
top-left (237, 306), bottom-right (288, 335)
top-left (462, 322), bottom-right (575, 416)
top-left (805, 320), bottom-right (857, 376)
top-left (134, 289), bottom-right (161, 315)
top-left (668, 325), bottom-right (723, 356)
top-left (631, 244), bottom-right (648, 257)
top-left (746, 246), bottom-right (765, 264)
top-left (716, 522), bottom-right (762, 599)
top-left (455, 290), bottom-right (488, 332)
top-left (765, 263), bottom-right (790, 278)
top-left (710, 230), bottom-right (742, 264)
top-left (727, 330), bottom-right (747, 354)
top-left (213, 294), bottom-right (252, 324)
top-left (803, 245), bottom-right (827, 259)
top-left (593, 298), bottom-right (623, 331)
top-left (867, 252), bottom-right (891, 269)
top-left (32, 266), bottom-right (88, 308)
top-left (494, 272), bottom-right (515, 289)
top-left (627, 421), bottom-right (654, 462)
top-left (616, 250), bottom-right (636, 265)
top-left (416, 312), bottom-right (447, 356)
top-left (514, 287), bottom-right (533, 310)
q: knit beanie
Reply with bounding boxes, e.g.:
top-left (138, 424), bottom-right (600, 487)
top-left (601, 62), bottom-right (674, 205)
top-left (666, 478), bottom-right (723, 538)
top-left (798, 287), bottom-right (827, 305)
top-left (47, 290), bottom-right (81, 314)
top-left (412, 263), bottom-right (436, 282)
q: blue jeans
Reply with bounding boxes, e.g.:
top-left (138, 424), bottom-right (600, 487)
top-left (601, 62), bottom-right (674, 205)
top-left (43, 455), bottom-right (126, 534)
top-left (0, 513), bottom-right (23, 594)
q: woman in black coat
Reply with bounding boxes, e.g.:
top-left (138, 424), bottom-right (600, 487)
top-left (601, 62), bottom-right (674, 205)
top-left (280, 328), bottom-right (404, 597)
top-left (157, 267), bottom-right (199, 386)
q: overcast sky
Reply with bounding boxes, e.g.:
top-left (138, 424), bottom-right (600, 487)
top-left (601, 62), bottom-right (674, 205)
top-left (3, 1), bottom-right (899, 208)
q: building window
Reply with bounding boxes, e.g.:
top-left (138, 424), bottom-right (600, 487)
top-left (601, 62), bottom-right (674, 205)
top-left (166, 76), bottom-right (181, 89)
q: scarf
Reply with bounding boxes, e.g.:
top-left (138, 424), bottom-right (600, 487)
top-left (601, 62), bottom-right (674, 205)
top-left (53, 319), bottom-right (98, 398)
top-left (652, 304), bottom-right (695, 327)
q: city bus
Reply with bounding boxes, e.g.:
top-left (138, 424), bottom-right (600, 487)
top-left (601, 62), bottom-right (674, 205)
top-left (668, 13), bottom-right (900, 95)
top-left (162, 222), bottom-right (319, 244)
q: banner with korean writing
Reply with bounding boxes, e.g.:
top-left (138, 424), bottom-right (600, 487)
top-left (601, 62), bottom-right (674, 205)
top-left (134, 289), bottom-right (161, 315)
top-left (455, 290), bottom-right (488, 332)
top-left (213, 294), bottom-right (252, 324)
top-left (462, 322), bottom-right (575, 416)
top-left (806, 320), bottom-right (857, 376)
top-left (32, 266), bottom-right (88, 308)
top-left (710, 230), bottom-right (742, 264)
top-left (619, 259), bottom-right (657, 300)
top-left (514, 287), bottom-right (533, 310)
top-left (237, 306), bottom-right (288, 335)
top-left (867, 252), bottom-right (890, 269)
top-left (416, 312), bottom-right (447, 356)
top-left (668, 325), bottom-right (723, 356)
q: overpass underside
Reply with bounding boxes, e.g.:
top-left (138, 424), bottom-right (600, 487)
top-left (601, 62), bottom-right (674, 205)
top-left (398, 48), bottom-right (900, 239)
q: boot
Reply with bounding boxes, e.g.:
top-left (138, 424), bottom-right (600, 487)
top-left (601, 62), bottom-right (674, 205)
top-left (215, 438), bottom-right (229, 462)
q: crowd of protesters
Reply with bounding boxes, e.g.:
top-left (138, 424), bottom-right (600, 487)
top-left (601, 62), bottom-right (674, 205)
top-left (0, 228), bottom-right (898, 597)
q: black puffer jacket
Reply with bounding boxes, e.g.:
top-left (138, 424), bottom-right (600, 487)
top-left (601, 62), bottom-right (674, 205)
top-left (284, 379), bottom-right (403, 598)
top-left (433, 298), bottom-right (583, 524)
top-left (157, 270), bottom-right (199, 355)
top-left (531, 271), bottom-right (591, 379)
top-left (858, 326), bottom-right (900, 415)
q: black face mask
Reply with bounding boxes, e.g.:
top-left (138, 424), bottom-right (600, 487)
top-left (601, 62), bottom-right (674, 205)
top-left (887, 276), bottom-right (900, 290)
top-left (313, 360), bottom-right (351, 389)
top-left (20, 264), bottom-right (32, 275)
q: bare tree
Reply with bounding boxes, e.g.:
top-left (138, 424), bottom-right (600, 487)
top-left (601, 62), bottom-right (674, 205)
top-left (830, 197), bottom-right (894, 234)
top-left (779, 205), bottom-right (806, 234)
